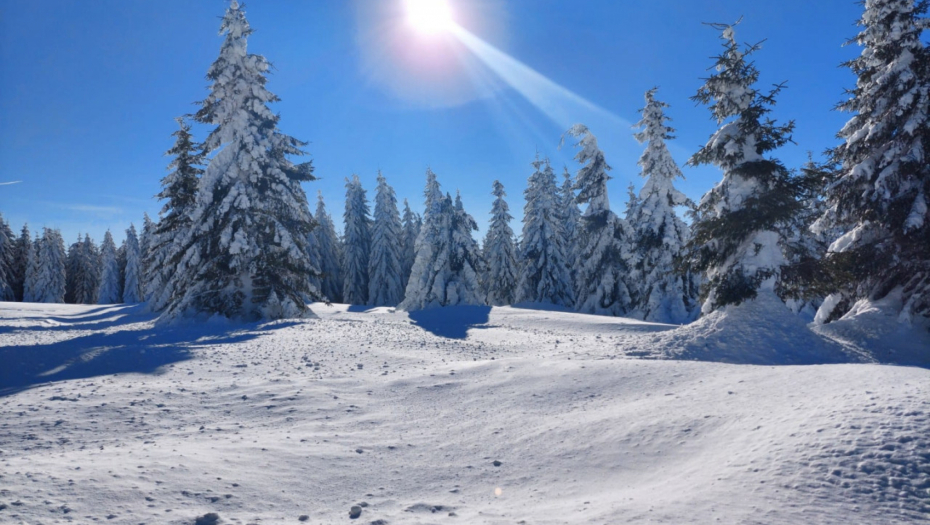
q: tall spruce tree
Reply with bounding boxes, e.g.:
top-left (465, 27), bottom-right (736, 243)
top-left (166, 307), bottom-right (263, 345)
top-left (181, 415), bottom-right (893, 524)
top-left (98, 230), bottom-right (122, 304)
top-left (66, 234), bottom-right (100, 304)
top-left (22, 232), bottom-right (39, 302)
top-left (314, 191), bottom-right (343, 303)
top-left (564, 124), bottom-right (637, 316)
top-left (516, 157), bottom-right (574, 307)
top-left (122, 225), bottom-right (143, 304)
top-left (0, 215), bottom-right (14, 301)
top-left (686, 22), bottom-right (798, 315)
top-left (139, 213), bottom-right (155, 301)
top-left (630, 88), bottom-right (699, 323)
top-left (559, 167), bottom-right (582, 291)
top-left (12, 224), bottom-right (30, 301)
top-left (147, 117), bottom-right (204, 312)
top-left (31, 228), bottom-right (67, 304)
top-left (400, 198), bottom-right (421, 291)
top-left (400, 171), bottom-right (484, 309)
top-left (817, 0), bottom-right (930, 322)
top-left (165, 1), bottom-right (320, 320)
top-left (342, 175), bottom-right (372, 305)
top-left (482, 180), bottom-right (519, 305)
top-left (368, 172), bottom-right (405, 306)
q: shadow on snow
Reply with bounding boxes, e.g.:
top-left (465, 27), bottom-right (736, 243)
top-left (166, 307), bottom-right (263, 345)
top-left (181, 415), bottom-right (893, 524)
top-left (0, 304), bottom-right (299, 398)
top-left (408, 305), bottom-right (492, 339)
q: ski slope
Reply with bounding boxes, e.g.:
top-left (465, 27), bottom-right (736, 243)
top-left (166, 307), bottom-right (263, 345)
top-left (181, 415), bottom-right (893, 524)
top-left (0, 301), bottom-right (928, 524)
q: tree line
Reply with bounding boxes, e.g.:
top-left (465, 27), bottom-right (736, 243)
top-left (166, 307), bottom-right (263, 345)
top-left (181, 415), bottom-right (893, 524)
top-left (0, 0), bottom-right (927, 326)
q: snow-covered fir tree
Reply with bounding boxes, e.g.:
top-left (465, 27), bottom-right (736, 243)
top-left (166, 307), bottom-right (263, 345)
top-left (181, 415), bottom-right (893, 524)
top-left (816, 0), bottom-right (930, 322)
top-left (400, 198), bottom-right (421, 291)
top-left (630, 88), bottom-right (699, 323)
top-left (98, 230), bottom-right (122, 304)
top-left (166, 1), bottom-right (320, 320)
top-left (482, 180), bottom-right (519, 305)
top-left (516, 156), bottom-right (574, 307)
top-left (564, 124), bottom-right (637, 316)
top-left (122, 225), bottom-right (143, 304)
top-left (559, 167), bottom-right (582, 291)
top-left (400, 171), bottom-right (484, 310)
top-left (0, 215), bottom-right (14, 301)
top-left (368, 172), bottom-right (405, 306)
top-left (66, 234), bottom-right (100, 304)
top-left (22, 231), bottom-right (38, 303)
top-left (147, 117), bottom-right (204, 312)
top-left (30, 228), bottom-right (67, 304)
top-left (139, 213), bottom-right (155, 301)
top-left (686, 23), bottom-right (799, 315)
top-left (342, 175), bottom-right (372, 305)
top-left (12, 224), bottom-right (31, 302)
top-left (313, 191), bottom-right (343, 303)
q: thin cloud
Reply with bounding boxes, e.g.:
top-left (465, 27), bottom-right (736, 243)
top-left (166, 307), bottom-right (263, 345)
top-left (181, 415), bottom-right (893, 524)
top-left (63, 204), bottom-right (124, 214)
top-left (0, 180), bottom-right (22, 186)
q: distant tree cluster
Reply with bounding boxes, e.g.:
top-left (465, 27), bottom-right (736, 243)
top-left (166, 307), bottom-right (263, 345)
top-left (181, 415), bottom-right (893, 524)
top-left (2, 0), bottom-right (927, 327)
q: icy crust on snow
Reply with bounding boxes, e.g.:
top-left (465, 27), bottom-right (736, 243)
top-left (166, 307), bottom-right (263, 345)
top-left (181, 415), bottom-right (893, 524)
top-left (1, 302), bottom-right (929, 524)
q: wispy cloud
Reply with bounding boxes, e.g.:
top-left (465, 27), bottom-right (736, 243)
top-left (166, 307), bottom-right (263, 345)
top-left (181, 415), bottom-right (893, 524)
top-left (0, 180), bottom-right (22, 186)
top-left (63, 204), bottom-right (124, 214)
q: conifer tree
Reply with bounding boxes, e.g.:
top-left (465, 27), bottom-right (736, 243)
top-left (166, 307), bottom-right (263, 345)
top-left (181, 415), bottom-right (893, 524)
top-left (630, 88), bottom-right (699, 323)
top-left (400, 198), bottom-right (421, 291)
top-left (139, 213), bottom-right (155, 301)
top-left (482, 180), bottom-right (519, 305)
top-left (166, 1), bottom-right (320, 320)
top-left (342, 175), bottom-right (372, 305)
top-left (817, 0), bottom-right (930, 322)
top-left (368, 172), bottom-right (405, 306)
top-left (314, 191), bottom-right (343, 303)
top-left (66, 234), bottom-right (100, 304)
top-left (0, 215), bottom-right (14, 301)
top-left (559, 167), bottom-right (581, 293)
top-left (65, 235), bottom-right (83, 304)
top-left (122, 225), bottom-right (143, 304)
top-left (516, 157), bottom-right (574, 306)
top-left (12, 224), bottom-right (30, 302)
top-left (400, 171), bottom-right (484, 309)
top-left (147, 117), bottom-right (204, 312)
top-left (564, 124), bottom-right (637, 316)
top-left (98, 230), bottom-right (122, 304)
top-left (22, 232), bottom-right (38, 302)
top-left (31, 228), bottom-right (67, 304)
top-left (686, 22), bottom-right (799, 315)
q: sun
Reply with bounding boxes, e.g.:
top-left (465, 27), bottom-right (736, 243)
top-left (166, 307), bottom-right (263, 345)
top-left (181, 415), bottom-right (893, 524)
top-left (404, 0), bottom-right (454, 35)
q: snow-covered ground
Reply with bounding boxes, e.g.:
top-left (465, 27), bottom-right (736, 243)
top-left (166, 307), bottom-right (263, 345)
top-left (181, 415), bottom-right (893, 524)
top-left (1, 301), bottom-right (928, 524)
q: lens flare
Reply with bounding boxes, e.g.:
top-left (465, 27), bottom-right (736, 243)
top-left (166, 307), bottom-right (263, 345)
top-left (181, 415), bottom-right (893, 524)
top-left (405, 0), bottom-right (454, 35)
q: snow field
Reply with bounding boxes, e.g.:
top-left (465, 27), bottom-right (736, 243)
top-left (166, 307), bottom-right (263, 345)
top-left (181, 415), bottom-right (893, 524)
top-left (0, 302), bottom-right (928, 524)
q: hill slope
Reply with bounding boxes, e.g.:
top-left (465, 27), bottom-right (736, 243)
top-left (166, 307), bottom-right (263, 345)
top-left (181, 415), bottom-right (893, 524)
top-left (0, 301), bottom-right (928, 524)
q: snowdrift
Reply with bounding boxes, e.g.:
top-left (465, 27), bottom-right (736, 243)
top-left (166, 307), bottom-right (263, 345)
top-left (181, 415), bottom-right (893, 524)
top-left (0, 301), bottom-right (927, 524)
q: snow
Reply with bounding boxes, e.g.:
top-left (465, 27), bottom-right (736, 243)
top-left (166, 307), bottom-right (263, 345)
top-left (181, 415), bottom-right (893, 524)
top-left (1, 300), bottom-right (928, 524)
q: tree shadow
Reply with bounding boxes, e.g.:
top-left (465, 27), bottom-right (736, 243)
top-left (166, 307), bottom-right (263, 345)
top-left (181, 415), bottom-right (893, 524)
top-left (408, 305), bottom-right (492, 339)
top-left (0, 307), bottom-right (301, 398)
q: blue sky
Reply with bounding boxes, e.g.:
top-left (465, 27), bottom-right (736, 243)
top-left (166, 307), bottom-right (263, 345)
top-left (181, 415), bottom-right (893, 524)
top-left (0, 0), bottom-right (864, 244)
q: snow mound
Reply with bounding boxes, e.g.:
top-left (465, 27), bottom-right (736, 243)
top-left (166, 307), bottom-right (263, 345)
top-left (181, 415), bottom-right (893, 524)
top-left (814, 293), bottom-right (930, 368)
top-left (640, 292), bottom-right (865, 365)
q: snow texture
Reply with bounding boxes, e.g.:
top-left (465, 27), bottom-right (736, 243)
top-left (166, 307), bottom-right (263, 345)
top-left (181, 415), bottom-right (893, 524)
top-left (0, 299), bottom-right (927, 524)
